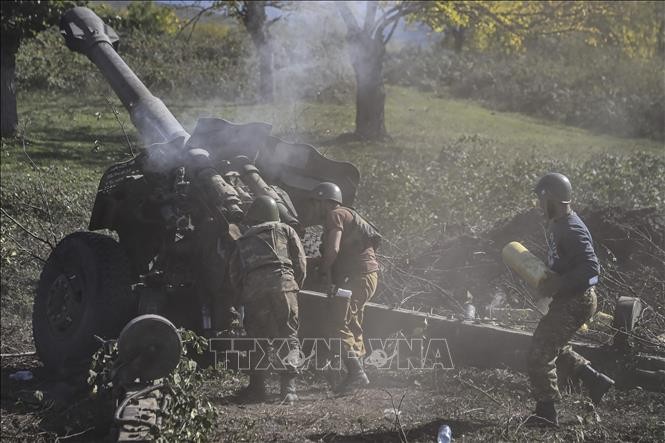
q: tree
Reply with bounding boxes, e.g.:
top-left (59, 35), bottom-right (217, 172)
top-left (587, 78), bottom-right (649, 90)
top-left (96, 1), bottom-right (180, 36)
top-left (229, 1), bottom-right (281, 103)
top-left (336, 1), bottom-right (425, 141)
top-left (335, 1), bottom-right (664, 141)
top-left (1, 0), bottom-right (77, 137)
top-left (416, 1), bottom-right (665, 59)
top-left (181, 1), bottom-right (282, 103)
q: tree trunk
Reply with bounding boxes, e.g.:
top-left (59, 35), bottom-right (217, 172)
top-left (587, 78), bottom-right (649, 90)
top-left (256, 41), bottom-right (274, 102)
top-left (452, 26), bottom-right (466, 54)
top-left (243, 1), bottom-right (273, 103)
top-left (1, 38), bottom-right (19, 138)
top-left (349, 34), bottom-right (388, 140)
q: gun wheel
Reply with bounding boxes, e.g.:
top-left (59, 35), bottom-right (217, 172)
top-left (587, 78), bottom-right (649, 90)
top-left (33, 232), bottom-right (136, 376)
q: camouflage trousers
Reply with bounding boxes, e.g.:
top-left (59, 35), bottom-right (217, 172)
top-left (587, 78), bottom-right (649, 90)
top-left (527, 287), bottom-right (597, 402)
top-left (243, 289), bottom-right (300, 372)
top-left (334, 272), bottom-right (379, 358)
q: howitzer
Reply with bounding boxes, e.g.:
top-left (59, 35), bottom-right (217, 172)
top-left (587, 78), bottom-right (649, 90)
top-left (36, 6), bottom-right (361, 440)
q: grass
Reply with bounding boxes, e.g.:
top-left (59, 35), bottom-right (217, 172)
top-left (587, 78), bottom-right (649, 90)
top-left (386, 87), bottom-right (664, 157)
top-left (177, 85), bottom-right (664, 157)
top-left (5, 84), bottom-right (660, 173)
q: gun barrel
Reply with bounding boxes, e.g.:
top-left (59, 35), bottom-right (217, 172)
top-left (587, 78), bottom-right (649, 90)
top-left (60, 7), bottom-right (188, 146)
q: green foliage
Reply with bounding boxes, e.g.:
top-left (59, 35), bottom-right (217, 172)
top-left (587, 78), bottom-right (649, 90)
top-left (87, 329), bottom-right (218, 442)
top-left (16, 23), bottom-right (254, 100)
top-left (386, 36), bottom-right (665, 141)
top-left (158, 330), bottom-right (219, 442)
top-left (342, 136), bottom-right (665, 251)
top-left (92, 1), bottom-right (180, 36)
top-left (417, 1), bottom-right (665, 59)
top-left (0, 0), bottom-right (81, 46)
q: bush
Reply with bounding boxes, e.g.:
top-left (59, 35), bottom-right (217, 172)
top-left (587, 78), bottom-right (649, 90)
top-left (16, 23), bottom-right (256, 102)
top-left (385, 36), bottom-right (665, 141)
top-left (337, 137), bottom-right (665, 252)
top-left (16, 4), bottom-right (356, 107)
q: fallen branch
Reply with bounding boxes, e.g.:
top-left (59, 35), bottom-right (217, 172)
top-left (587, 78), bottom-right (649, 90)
top-left (54, 427), bottom-right (94, 442)
top-left (0, 351), bottom-right (37, 358)
top-left (382, 389), bottom-right (408, 443)
top-left (455, 372), bottom-right (504, 406)
top-left (19, 120), bottom-right (59, 247)
top-left (5, 233), bottom-right (47, 263)
top-left (1, 208), bottom-right (54, 250)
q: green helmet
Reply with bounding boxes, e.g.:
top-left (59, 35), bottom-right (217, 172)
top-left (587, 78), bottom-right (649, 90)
top-left (312, 182), bottom-right (343, 204)
top-left (534, 173), bottom-right (572, 204)
top-left (245, 196), bottom-right (279, 224)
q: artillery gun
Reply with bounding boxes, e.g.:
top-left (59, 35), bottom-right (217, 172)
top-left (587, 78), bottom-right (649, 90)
top-left (35, 6), bottom-right (359, 374)
top-left (34, 6), bottom-right (361, 439)
top-left (32, 6), bottom-right (664, 441)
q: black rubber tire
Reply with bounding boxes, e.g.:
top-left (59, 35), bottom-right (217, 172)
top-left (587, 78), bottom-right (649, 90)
top-left (33, 232), bottom-right (136, 374)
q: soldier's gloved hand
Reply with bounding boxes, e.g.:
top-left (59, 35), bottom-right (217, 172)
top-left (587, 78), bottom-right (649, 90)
top-left (538, 271), bottom-right (562, 299)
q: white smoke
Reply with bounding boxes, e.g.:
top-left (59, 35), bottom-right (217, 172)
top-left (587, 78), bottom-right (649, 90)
top-left (168, 1), bottom-right (427, 142)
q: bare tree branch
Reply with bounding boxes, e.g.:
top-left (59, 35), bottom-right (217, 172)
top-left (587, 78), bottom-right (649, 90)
top-left (383, 15), bottom-right (401, 44)
top-left (456, 371), bottom-right (505, 406)
top-left (375, 2), bottom-right (424, 41)
top-left (336, 2), bottom-right (361, 34)
top-left (104, 96), bottom-right (135, 157)
top-left (0, 351), bottom-right (37, 358)
top-left (1, 208), bottom-right (54, 250)
top-left (19, 121), bottom-right (58, 247)
top-left (363, 1), bottom-right (378, 31)
top-left (176, 1), bottom-right (219, 42)
top-left (5, 233), bottom-right (46, 263)
top-left (382, 389), bottom-right (408, 443)
top-left (372, 3), bottom-right (402, 36)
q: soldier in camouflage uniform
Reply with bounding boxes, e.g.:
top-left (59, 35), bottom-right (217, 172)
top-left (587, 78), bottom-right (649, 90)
top-left (229, 196), bottom-right (306, 404)
top-left (526, 173), bottom-right (615, 426)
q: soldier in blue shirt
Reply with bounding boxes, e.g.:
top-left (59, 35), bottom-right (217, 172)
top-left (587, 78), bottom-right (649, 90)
top-left (526, 173), bottom-right (614, 426)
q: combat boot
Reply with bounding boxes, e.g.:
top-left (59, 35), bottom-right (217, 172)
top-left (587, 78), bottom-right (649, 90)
top-left (578, 364), bottom-right (615, 405)
top-left (525, 401), bottom-right (559, 427)
top-left (279, 373), bottom-right (298, 405)
top-left (334, 354), bottom-right (370, 394)
top-left (237, 371), bottom-right (267, 402)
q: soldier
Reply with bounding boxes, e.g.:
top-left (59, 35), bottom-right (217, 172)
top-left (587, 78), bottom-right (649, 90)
top-left (229, 196), bottom-right (306, 404)
top-left (526, 173), bottom-right (615, 426)
top-left (311, 182), bottom-right (381, 393)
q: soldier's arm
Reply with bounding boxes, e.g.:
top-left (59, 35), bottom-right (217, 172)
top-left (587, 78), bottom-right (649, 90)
top-left (287, 226), bottom-right (307, 287)
top-left (321, 228), bottom-right (342, 284)
top-left (320, 209), bottom-right (344, 287)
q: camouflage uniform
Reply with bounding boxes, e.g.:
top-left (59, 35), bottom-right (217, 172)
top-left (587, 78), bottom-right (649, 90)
top-left (229, 221), bottom-right (306, 370)
top-left (527, 288), bottom-right (597, 402)
top-left (526, 211), bottom-right (600, 402)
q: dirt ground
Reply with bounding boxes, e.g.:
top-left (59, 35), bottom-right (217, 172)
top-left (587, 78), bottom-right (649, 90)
top-left (2, 353), bottom-right (664, 442)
